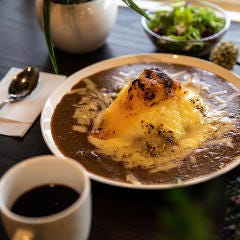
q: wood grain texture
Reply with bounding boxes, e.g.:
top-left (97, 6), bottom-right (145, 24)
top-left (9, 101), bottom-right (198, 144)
top-left (0, 1), bottom-right (239, 239)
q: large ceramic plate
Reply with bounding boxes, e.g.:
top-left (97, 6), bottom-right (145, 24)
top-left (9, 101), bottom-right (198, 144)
top-left (41, 53), bottom-right (240, 189)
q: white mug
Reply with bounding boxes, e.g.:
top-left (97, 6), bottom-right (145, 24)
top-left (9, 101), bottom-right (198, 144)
top-left (0, 155), bottom-right (91, 240)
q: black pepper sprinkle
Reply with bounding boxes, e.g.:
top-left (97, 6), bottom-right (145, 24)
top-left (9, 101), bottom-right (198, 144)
top-left (153, 69), bottom-right (174, 95)
top-left (128, 86), bottom-right (132, 93)
top-left (132, 79), bottom-right (145, 92)
top-left (145, 141), bottom-right (157, 157)
top-left (145, 69), bottom-right (153, 79)
top-left (144, 90), bottom-right (156, 100)
top-left (129, 94), bottom-right (134, 101)
top-left (149, 124), bottom-right (154, 129)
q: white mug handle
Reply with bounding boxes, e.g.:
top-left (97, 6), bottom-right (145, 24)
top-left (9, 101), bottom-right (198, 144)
top-left (12, 229), bottom-right (35, 240)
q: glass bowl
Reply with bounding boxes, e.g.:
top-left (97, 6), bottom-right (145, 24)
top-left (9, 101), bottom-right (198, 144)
top-left (141, 0), bottom-right (230, 57)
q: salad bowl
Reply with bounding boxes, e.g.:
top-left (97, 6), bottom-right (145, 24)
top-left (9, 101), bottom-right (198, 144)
top-left (141, 0), bottom-right (230, 57)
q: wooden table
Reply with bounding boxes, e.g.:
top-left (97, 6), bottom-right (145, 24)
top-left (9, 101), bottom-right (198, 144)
top-left (0, 1), bottom-right (240, 239)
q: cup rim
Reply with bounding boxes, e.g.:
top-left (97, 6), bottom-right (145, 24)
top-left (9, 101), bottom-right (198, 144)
top-left (0, 155), bottom-right (91, 224)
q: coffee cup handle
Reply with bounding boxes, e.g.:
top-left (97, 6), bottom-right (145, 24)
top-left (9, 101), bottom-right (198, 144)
top-left (12, 229), bottom-right (35, 240)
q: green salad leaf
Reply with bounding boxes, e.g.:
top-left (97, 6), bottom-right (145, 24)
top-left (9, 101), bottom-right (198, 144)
top-left (43, 0), bottom-right (59, 74)
top-left (148, 0), bottom-right (225, 41)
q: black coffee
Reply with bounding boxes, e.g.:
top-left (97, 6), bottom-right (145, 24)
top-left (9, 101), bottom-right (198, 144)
top-left (11, 183), bottom-right (80, 217)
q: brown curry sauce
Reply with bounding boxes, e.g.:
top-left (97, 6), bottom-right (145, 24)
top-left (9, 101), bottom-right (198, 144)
top-left (51, 63), bottom-right (240, 185)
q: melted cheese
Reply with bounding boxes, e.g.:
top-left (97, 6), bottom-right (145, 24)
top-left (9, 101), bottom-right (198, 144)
top-left (88, 69), bottom-right (233, 172)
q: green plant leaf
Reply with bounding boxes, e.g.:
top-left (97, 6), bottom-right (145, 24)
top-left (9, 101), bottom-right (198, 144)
top-left (121, 0), bottom-right (151, 20)
top-left (42, 0), bottom-right (59, 74)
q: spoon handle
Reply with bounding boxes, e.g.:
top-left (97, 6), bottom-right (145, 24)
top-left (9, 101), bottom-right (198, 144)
top-left (0, 98), bottom-right (12, 111)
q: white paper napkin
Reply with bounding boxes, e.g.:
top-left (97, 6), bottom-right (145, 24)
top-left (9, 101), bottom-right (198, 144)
top-left (0, 68), bottom-right (66, 137)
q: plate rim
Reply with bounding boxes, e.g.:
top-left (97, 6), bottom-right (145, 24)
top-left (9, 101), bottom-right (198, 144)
top-left (40, 53), bottom-right (240, 189)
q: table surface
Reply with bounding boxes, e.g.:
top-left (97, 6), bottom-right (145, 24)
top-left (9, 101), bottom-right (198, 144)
top-left (0, 1), bottom-right (240, 239)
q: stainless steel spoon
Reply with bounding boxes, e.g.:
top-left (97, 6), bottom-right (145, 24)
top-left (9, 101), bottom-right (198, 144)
top-left (0, 67), bottom-right (39, 110)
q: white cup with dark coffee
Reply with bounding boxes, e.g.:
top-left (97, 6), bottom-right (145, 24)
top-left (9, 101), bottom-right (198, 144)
top-left (0, 155), bottom-right (91, 240)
